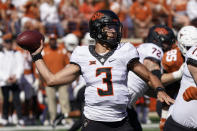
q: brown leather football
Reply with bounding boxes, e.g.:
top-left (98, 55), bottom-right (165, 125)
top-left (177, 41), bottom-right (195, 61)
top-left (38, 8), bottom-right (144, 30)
top-left (16, 30), bottom-right (44, 53)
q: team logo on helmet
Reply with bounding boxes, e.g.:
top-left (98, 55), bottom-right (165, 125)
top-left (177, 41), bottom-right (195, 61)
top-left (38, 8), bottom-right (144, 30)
top-left (179, 33), bottom-right (183, 39)
top-left (154, 28), bottom-right (168, 35)
top-left (91, 12), bottom-right (104, 21)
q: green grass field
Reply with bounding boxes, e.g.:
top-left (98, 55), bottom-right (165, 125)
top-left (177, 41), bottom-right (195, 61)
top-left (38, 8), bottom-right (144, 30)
top-left (0, 114), bottom-right (160, 131)
top-left (0, 125), bottom-right (160, 131)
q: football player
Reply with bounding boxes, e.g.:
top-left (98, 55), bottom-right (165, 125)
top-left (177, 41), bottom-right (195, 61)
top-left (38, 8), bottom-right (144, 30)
top-left (30, 10), bottom-right (173, 131)
top-left (127, 25), bottom-right (175, 125)
top-left (164, 26), bottom-right (197, 131)
top-left (128, 25), bottom-right (175, 105)
top-left (159, 26), bottom-right (197, 131)
top-left (158, 29), bottom-right (185, 131)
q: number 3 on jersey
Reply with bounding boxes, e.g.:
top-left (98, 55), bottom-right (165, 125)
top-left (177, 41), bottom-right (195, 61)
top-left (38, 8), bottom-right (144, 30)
top-left (96, 67), bottom-right (114, 96)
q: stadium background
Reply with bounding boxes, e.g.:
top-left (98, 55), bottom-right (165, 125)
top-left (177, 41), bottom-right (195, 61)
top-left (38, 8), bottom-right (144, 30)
top-left (0, 0), bottom-right (196, 130)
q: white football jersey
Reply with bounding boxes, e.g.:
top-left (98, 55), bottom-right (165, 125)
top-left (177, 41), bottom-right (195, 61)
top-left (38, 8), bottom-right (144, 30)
top-left (70, 42), bottom-right (139, 122)
top-left (171, 46), bottom-right (197, 128)
top-left (128, 43), bottom-right (163, 105)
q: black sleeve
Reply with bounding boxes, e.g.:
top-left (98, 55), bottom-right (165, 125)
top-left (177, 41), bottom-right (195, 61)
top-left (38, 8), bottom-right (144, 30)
top-left (151, 70), bottom-right (161, 79)
top-left (144, 57), bottom-right (161, 66)
top-left (127, 57), bottom-right (140, 71)
top-left (70, 62), bottom-right (82, 75)
top-left (187, 58), bottom-right (197, 67)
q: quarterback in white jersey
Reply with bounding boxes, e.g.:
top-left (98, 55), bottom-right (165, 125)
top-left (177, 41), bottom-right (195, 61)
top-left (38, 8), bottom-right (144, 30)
top-left (29, 10), bottom-right (174, 131)
top-left (70, 42), bottom-right (139, 121)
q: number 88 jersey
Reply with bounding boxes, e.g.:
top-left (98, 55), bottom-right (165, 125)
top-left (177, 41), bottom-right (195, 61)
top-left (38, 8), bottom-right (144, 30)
top-left (70, 43), bottom-right (139, 122)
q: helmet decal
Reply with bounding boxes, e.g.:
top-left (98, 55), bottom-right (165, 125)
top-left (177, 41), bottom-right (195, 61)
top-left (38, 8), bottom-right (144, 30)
top-left (179, 33), bottom-right (183, 39)
top-left (91, 12), bottom-right (104, 21)
top-left (154, 27), bottom-right (168, 35)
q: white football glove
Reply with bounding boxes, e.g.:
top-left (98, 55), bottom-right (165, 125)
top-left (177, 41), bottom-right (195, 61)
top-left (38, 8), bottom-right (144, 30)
top-left (172, 63), bottom-right (185, 80)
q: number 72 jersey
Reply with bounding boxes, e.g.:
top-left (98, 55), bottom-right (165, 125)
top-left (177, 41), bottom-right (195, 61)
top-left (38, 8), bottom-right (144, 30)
top-left (70, 43), bottom-right (139, 122)
top-left (128, 43), bottom-right (163, 104)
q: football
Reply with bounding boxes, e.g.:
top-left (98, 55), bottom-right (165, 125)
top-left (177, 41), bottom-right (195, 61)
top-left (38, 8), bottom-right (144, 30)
top-left (16, 30), bottom-right (44, 53)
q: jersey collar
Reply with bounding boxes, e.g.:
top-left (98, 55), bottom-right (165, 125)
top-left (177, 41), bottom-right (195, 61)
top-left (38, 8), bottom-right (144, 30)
top-left (89, 45), bottom-right (115, 65)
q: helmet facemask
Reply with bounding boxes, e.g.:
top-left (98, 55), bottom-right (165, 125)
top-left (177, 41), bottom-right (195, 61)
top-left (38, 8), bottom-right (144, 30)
top-left (98, 23), bottom-right (122, 49)
top-left (177, 41), bottom-right (191, 56)
top-left (177, 26), bottom-right (197, 56)
top-left (89, 10), bottom-right (122, 50)
top-left (159, 34), bottom-right (174, 52)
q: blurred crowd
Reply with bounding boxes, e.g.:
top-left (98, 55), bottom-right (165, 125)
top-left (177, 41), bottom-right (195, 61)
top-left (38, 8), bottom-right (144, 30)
top-left (0, 0), bottom-right (197, 128)
top-left (0, 0), bottom-right (197, 40)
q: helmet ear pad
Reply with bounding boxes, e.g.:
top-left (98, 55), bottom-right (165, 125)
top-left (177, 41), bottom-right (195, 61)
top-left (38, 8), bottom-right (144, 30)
top-left (90, 22), bottom-right (101, 39)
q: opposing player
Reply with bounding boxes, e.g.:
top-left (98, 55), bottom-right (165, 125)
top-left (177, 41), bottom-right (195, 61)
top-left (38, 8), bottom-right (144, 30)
top-left (163, 26), bottom-right (197, 131)
top-left (158, 26), bottom-right (195, 131)
top-left (30, 10), bottom-right (173, 131)
top-left (128, 25), bottom-right (175, 106)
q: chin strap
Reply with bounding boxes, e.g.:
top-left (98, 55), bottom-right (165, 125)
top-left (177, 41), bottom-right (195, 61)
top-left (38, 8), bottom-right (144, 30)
top-left (98, 38), bottom-right (119, 50)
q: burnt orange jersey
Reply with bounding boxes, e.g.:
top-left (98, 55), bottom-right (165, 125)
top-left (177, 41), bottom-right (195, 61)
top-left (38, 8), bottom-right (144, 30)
top-left (129, 2), bottom-right (152, 21)
top-left (162, 47), bottom-right (184, 73)
top-left (42, 43), bottom-right (69, 74)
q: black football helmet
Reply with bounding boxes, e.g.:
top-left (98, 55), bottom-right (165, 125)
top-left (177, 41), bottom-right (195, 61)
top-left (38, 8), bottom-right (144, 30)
top-left (146, 25), bottom-right (175, 51)
top-left (89, 10), bottom-right (122, 49)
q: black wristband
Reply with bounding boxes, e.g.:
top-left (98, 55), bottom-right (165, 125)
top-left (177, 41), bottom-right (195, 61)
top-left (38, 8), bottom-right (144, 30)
top-left (155, 87), bottom-right (166, 95)
top-left (151, 70), bottom-right (161, 80)
top-left (32, 53), bottom-right (42, 62)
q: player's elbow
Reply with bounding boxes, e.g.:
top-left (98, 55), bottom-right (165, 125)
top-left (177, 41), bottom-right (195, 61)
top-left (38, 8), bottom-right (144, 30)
top-left (45, 77), bottom-right (57, 87)
top-left (46, 80), bottom-right (56, 87)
